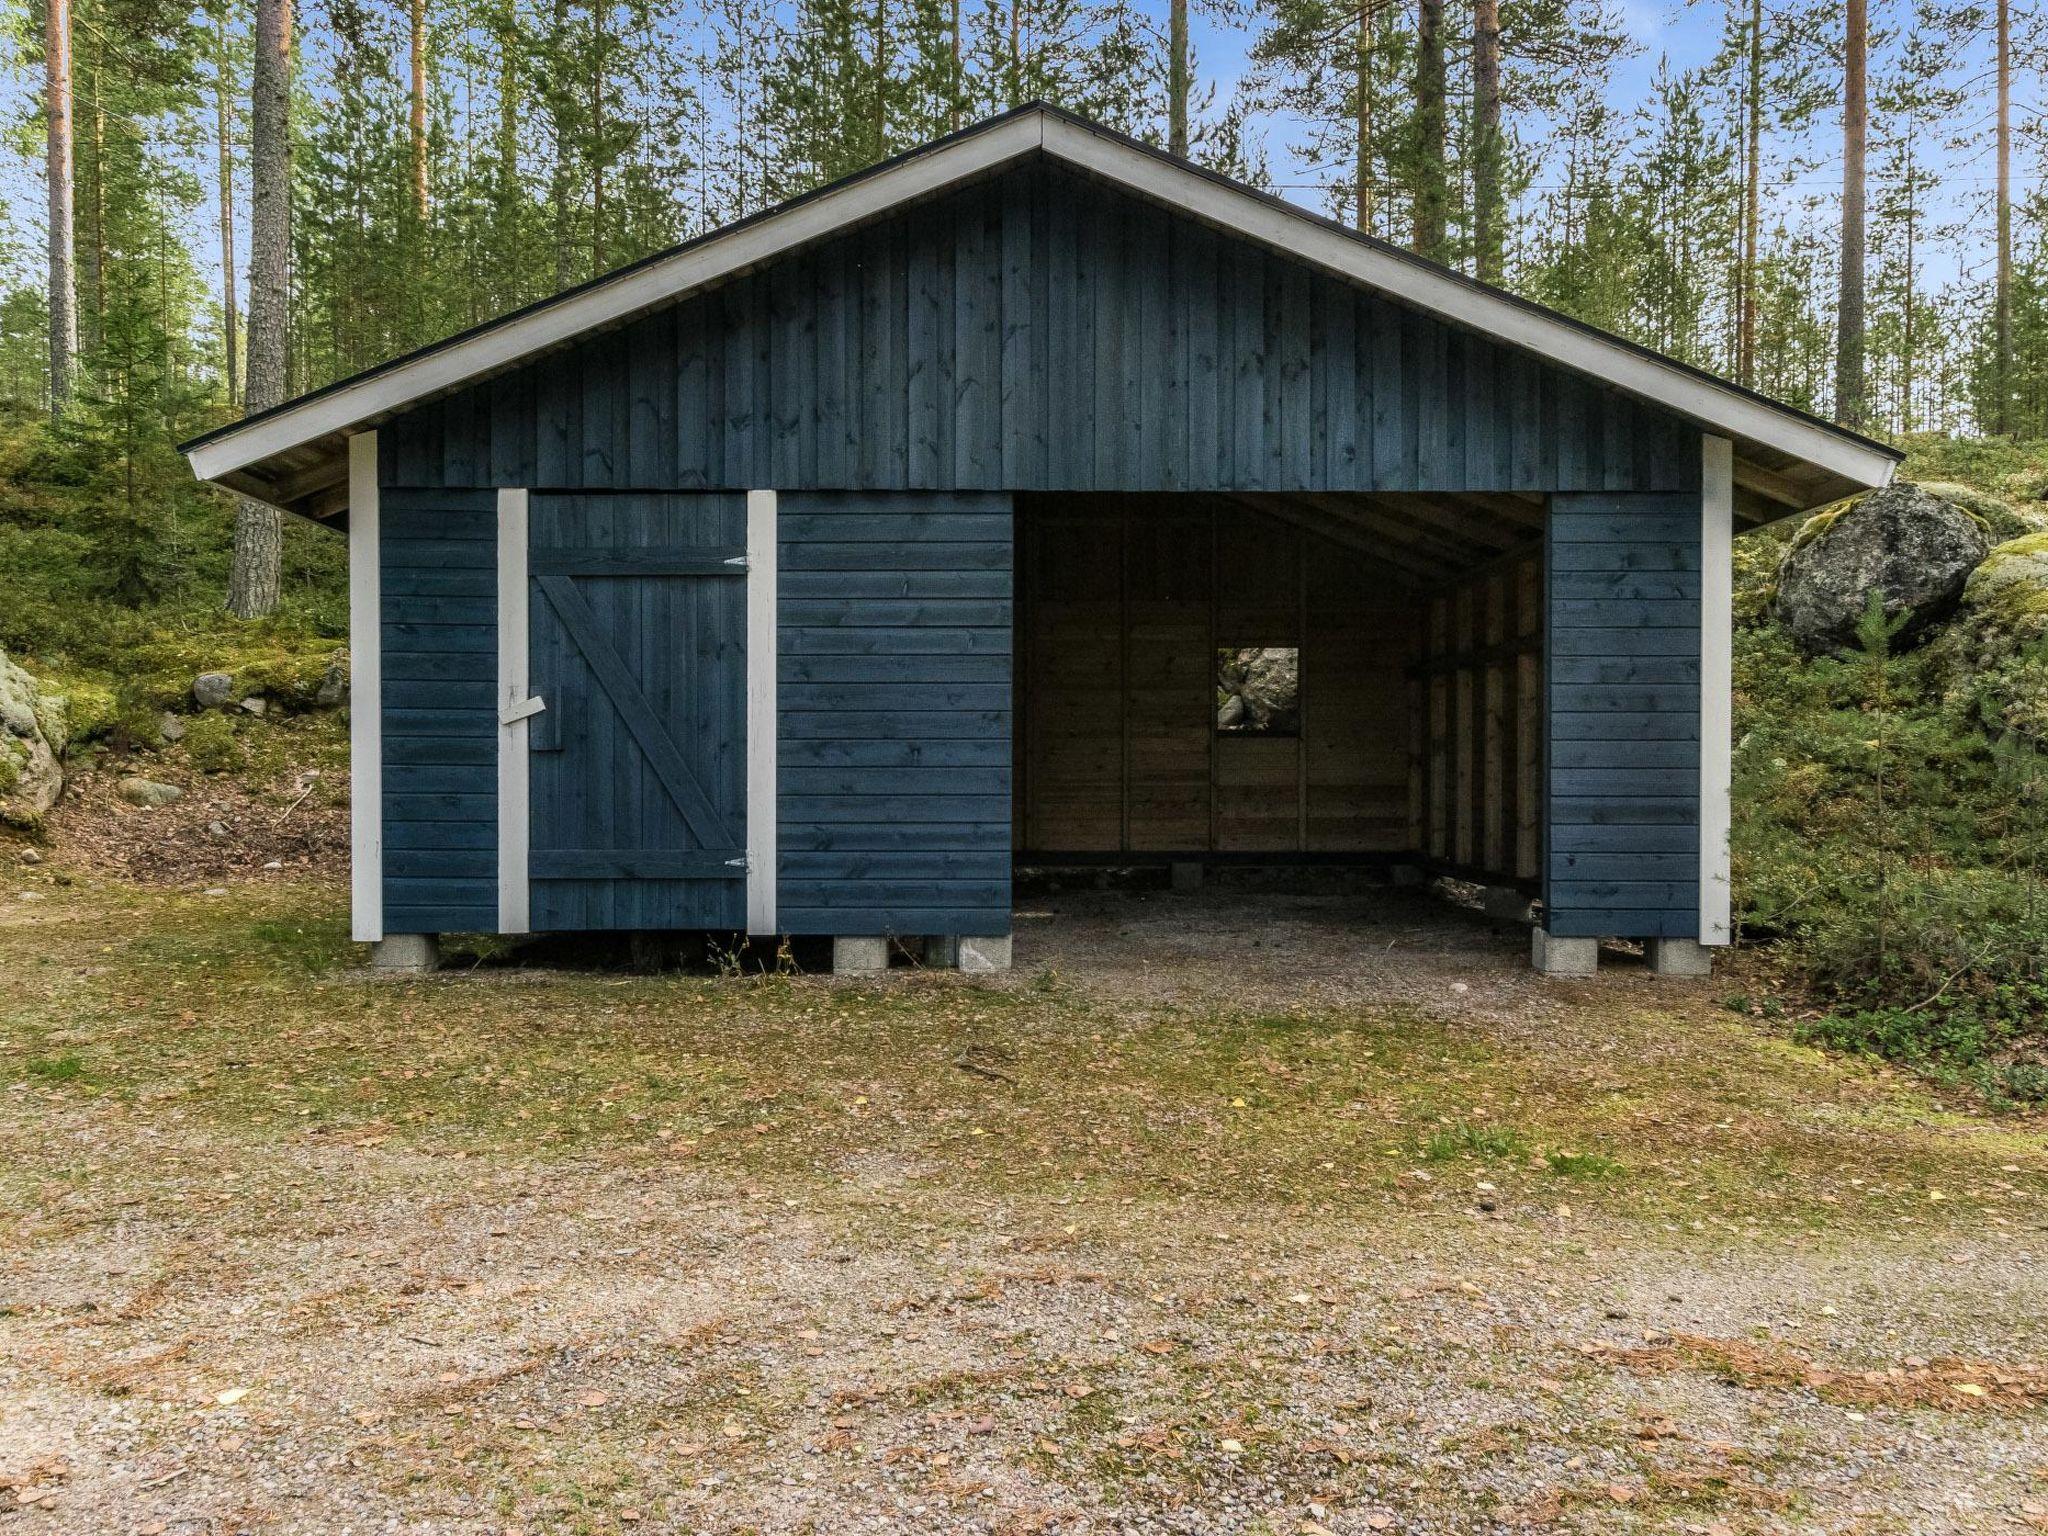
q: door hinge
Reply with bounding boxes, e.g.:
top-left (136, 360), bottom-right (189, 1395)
top-left (723, 554), bottom-right (750, 568)
top-left (500, 694), bottom-right (547, 726)
top-left (725, 855), bottom-right (750, 871)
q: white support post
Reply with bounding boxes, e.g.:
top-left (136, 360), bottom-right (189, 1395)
top-left (1700, 435), bottom-right (1734, 946)
top-left (497, 488), bottom-right (532, 935)
top-left (348, 431), bottom-right (383, 943)
top-left (746, 489), bottom-right (778, 936)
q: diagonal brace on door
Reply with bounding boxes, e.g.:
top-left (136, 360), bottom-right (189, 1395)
top-left (534, 573), bottom-right (743, 854)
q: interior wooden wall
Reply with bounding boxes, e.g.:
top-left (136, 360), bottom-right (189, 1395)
top-left (1016, 494), bottom-right (1417, 856)
top-left (1413, 549), bottom-right (1543, 887)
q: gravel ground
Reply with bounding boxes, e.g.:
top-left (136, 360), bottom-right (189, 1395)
top-left (2, 874), bottom-right (2045, 1534)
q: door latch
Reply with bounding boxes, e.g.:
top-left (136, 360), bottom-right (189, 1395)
top-left (500, 695), bottom-right (547, 726)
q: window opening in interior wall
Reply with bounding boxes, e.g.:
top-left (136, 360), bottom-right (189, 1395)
top-left (1216, 647), bottom-right (1300, 736)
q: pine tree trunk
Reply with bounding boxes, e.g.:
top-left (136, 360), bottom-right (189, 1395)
top-left (216, 15), bottom-right (239, 407)
top-left (229, 0), bottom-right (293, 621)
top-left (1471, 0), bottom-right (1501, 282)
top-left (1834, 0), bottom-right (1866, 430)
top-left (45, 0), bottom-right (77, 411)
top-left (949, 0), bottom-right (962, 130)
top-left (1993, 0), bottom-right (2012, 435)
top-left (409, 0), bottom-right (430, 219)
top-left (549, 0), bottom-right (572, 286)
top-left (1167, 0), bottom-right (1188, 157)
top-left (1354, 2), bottom-right (1374, 232)
top-left (497, 0), bottom-right (519, 214)
top-left (1737, 0), bottom-right (1761, 388)
top-left (1411, 0), bottom-right (1447, 259)
top-left (88, 78), bottom-right (104, 349)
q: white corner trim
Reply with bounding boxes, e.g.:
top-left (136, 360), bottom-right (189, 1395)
top-left (1699, 436), bottom-right (1734, 946)
top-left (746, 489), bottom-right (778, 936)
top-left (497, 488), bottom-right (532, 935)
top-left (347, 431), bottom-right (383, 943)
top-left (184, 108), bottom-right (1895, 501)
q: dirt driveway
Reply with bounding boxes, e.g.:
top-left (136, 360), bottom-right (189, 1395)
top-left (2, 872), bottom-right (2045, 1534)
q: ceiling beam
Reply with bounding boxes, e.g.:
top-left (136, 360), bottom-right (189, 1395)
top-left (1223, 495), bottom-right (1445, 585)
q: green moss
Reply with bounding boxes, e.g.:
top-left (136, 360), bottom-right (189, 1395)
top-left (180, 711), bottom-right (242, 773)
top-left (49, 675), bottom-right (116, 745)
top-left (1788, 500), bottom-right (1855, 553)
top-left (1963, 533), bottom-right (2048, 620)
top-left (239, 646), bottom-right (344, 709)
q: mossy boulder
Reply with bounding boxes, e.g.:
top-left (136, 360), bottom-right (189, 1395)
top-left (1962, 532), bottom-right (2048, 621)
top-left (1774, 482), bottom-right (1990, 655)
top-left (1915, 480), bottom-right (2034, 540)
top-left (0, 650), bottom-right (64, 824)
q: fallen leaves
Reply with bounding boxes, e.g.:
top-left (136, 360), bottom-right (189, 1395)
top-left (1579, 1332), bottom-right (2048, 1412)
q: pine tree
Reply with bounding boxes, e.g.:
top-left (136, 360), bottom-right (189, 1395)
top-left (228, 0), bottom-right (292, 618)
top-left (1835, 0), bottom-right (1868, 428)
top-left (45, 0), bottom-right (78, 410)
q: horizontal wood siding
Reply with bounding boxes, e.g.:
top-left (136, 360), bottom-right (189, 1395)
top-left (777, 492), bottom-right (1013, 935)
top-left (381, 161), bottom-right (1699, 499)
top-left (1544, 493), bottom-right (1702, 939)
top-left (381, 488), bottom-right (497, 932)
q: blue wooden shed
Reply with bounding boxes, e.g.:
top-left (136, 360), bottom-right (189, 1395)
top-left (183, 104), bottom-right (1900, 977)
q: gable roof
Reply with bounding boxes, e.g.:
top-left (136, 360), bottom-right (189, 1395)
top-left (182, 102), bottom-right (1899, 521)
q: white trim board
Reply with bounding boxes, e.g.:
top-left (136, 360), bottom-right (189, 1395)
top-left (1699, 436), bottom-right (1735, 946)
top-left (496, 488), bottom-right (533, 935)
top-left (745, 490), bottom-right (778, 936)
top-left (184, 108), bottom-right (1897, 502)
top-left (347, 432), bottom-right (383, 943)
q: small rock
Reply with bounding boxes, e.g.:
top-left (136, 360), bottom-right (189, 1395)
top-left (238, 695), bottom-right (268, 716)
top-left (204, 887), bottom-right (228, 897)
top-left (207, 820), bottom-right (229, 837)
top-left (159, 713), bottom-right (187, 743)
top-left (316, 651), bottom-right (350, 707)
top-left (192, 672), bottom-right (234, 709)
top-left (19, 847), bottom-right (41, 865)
top-left (116, 777), bottom-right (183, 808)
top-left (262, 859), bottom-right (283, 870)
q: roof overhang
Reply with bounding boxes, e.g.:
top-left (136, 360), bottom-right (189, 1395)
top-left (184, 104), bottom-right (1900, 525)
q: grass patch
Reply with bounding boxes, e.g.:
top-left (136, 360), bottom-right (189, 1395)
top-left (0, 881), bottom-right (2034, 1232)
top-left (1544, 1149), bottom-right (1624, 1179)
top-left (24, 1052), bottom-right (85, 1082)
top-left (1420, 1120), bottom-right (1528, 1162)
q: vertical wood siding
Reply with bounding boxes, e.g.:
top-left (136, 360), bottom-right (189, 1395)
top-left (370, 153), bottom-right (1711, 939)
top-left (1544, 492), bottom-right (1703, 939)
top-left (1416, 551), bottom-right (1543, 886)
top-left (380, 161), bottom-right (1699, 500)
top-left (380, 488), bottom-right (498, 933)
top-left (776, 491), bottom-right (1013, 936)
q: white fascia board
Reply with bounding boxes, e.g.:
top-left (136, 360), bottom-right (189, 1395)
top-left (496, 488), bottom-right (532, 936)
top-left (186, 113), bottom-right (1047, 483)
top-left (1039, 116), bottom-right (1898, 494)
top-left (347, 432), bottom-right (383, 943)
top-left (1698, 436), bottom-right (1735, 946)
top-left (745, 489), bottom-right (778, 936)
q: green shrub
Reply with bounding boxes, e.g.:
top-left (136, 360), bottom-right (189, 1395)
top-left (1734, 507), bottom-right (2048, 1105)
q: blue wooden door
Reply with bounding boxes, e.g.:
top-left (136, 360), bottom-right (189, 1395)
top-left (528, 493), bottom-right (747, 931)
